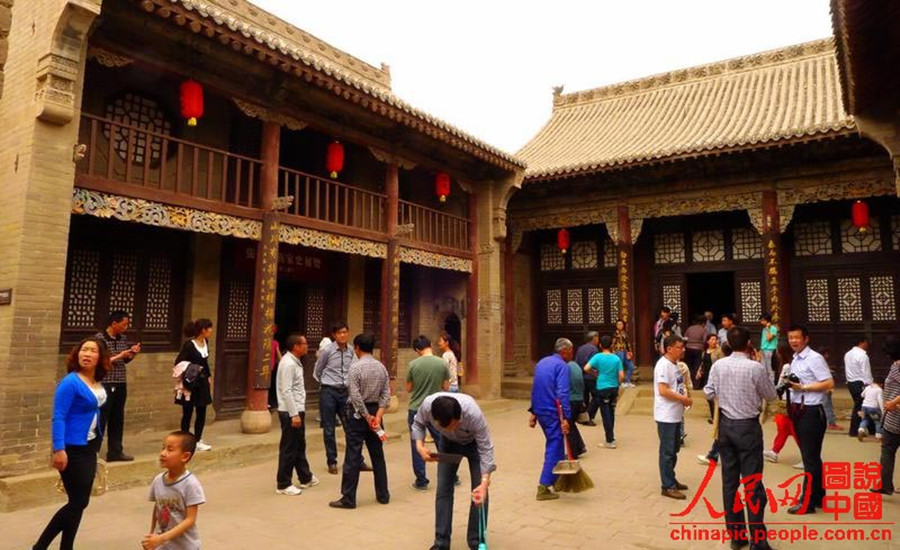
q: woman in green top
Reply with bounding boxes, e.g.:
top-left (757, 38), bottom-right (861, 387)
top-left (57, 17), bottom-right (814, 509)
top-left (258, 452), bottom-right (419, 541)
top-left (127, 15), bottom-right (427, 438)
top-left (758, 313), bottom-right (779, 384)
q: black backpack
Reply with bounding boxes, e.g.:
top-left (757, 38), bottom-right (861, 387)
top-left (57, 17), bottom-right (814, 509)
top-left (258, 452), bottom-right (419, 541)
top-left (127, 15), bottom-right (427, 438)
top-left (181, 363), bottom-right (202, 393)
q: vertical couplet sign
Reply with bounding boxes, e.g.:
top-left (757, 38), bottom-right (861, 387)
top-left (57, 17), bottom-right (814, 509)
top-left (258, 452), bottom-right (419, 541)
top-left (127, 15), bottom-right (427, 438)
top-left (251, 213), bottom-right (279, 391)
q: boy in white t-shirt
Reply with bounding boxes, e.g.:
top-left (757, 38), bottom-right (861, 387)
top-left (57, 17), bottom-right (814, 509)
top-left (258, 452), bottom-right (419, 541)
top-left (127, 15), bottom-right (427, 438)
top-left (858, 381), bottom-right (884, 441)
top-left (655, 335), bottom-right (692, 500)
top-left (143, 431), bottom-right (206, 550)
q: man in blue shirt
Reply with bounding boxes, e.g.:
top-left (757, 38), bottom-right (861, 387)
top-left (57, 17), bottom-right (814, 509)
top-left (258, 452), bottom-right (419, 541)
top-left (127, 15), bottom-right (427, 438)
top-left (529, 338), bottom-right (572, 501)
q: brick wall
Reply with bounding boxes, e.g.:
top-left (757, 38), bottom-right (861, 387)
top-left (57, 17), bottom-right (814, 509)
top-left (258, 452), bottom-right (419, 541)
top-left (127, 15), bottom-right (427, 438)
top-left (508, 251), bottom-right (533, 376)
top-left (0, 0), bottom-right (12, 99)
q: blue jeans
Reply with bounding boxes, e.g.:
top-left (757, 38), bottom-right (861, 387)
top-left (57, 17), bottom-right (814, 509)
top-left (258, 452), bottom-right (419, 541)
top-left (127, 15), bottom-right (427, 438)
top-left (615, 351), bottom-right (634, 384)
top-left (657, 421), bottom-right (682, 490)
top-left (320, 386), bottom-right (348, 467)
top-left (536, 411), bottom-right (564, 487)
top-left (860, 406), bottom-right (883, 435)
top-left (597, 387), bottom-right (618, 443)
top-left (408, 409), bottom-right (442, 487)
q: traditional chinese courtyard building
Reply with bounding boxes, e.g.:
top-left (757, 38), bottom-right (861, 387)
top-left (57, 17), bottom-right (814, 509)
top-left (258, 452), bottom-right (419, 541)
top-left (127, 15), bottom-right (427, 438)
top-left (505, 37), bottom-right (900, 387)
top-left (0, 0), bottom-right (523, 479)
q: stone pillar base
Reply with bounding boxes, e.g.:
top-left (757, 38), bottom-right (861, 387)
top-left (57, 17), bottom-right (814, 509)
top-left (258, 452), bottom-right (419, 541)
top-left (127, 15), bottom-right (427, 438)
top-left (240, 409), bottom-right (272, 434)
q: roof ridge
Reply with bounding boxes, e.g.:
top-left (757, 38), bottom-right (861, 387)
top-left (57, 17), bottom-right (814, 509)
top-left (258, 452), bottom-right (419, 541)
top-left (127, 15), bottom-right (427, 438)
top-left (553, 37), bottom-right (836, 111)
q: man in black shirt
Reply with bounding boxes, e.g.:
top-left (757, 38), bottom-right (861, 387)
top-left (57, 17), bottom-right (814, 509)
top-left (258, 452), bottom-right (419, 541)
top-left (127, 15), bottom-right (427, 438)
top-left (575, 331), bottom-right (599, 425)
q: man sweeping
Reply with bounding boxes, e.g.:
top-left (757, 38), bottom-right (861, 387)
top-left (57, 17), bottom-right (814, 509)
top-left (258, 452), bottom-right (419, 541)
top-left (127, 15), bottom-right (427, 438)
top-left (529, 338), bottom-right (572, 501)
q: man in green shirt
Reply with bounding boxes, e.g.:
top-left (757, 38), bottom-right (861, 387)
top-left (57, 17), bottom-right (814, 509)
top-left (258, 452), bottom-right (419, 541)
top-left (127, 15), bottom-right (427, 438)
top-left (567, 360), bottom-right (587, 457)
top-left (407, 335), bottom-right (450, 491)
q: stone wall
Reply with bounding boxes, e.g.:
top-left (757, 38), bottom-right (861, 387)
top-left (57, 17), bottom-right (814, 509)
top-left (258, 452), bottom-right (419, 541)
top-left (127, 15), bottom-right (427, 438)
top-left (506, 251), bottom-right (533, 376)
top-left (0, 0), bottom-right (11, 99)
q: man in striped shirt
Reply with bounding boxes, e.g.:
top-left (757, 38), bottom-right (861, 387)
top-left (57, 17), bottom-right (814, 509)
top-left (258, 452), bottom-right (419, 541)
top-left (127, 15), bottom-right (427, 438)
top-left (95, 310), bottom-right (141, 462)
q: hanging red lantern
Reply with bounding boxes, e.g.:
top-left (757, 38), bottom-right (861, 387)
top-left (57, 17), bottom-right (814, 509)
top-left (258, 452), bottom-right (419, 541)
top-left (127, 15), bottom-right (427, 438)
top-left (852, 200), bottom-right (869, 233)
top-left (179, 79), bottom-right (204, 127)
top-left (435, 172), bottom-right (451, 203)
top-left (557, 228), bottom-right (570, 254)
top-left (326, 140), bottom-right (344, 179)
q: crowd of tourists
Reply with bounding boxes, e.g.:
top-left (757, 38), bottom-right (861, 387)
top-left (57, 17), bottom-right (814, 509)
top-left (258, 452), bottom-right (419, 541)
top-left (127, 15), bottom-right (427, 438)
top-left (33, 304), bottom-right (900, 550)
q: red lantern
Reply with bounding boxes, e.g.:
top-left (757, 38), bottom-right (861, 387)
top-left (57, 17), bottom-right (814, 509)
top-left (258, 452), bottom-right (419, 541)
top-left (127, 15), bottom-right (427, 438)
top-left (852, 200), bottom-right (869, 233)
top-left (326, 140), bottom-right (344, 179)
top-left (179, 79), bottom-right (204, 127)
top-left (557, 228), bottom-right (570, 254)
top-left (435, 172), bottom-right (451, 203)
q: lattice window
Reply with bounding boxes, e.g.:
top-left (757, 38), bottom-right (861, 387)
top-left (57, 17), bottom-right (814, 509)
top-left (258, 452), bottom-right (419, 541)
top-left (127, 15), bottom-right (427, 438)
top-left (836, 277), bottom-right (863, 321)
top-left (144, 255), bottom-right (173, 330)
top-left (805, 279), bottom-right (830, 322)
top-left (225, 280), bottom-right (252, 340)
top-left (108, 252), bottom-right (138, 315)
top-left (588, 288), bottom-right (605, 324)
top-left (566, 288), bottom-right (584, 324)
top-left (104, 92), bottom-right (173, 165)
top-left (692, 230), bottom-right (726, 262)
top-left (546, 289), bottom-right (562, 325)
top-left (892, 215), bottom-right (900, 251)
top-left (603, 240), bottom-right (618, 268)
top-left (363, 262), bottom-right (381, 346)
top-left (654, 233), bottom-right (685, 264)
top-left (793, 222), bottom-right (833, 256)
top-left (65, 249), bottom-right (101, 329)
top-left (740, 281), bottom-right (762, 322)
top-left (731, 227), bottom-right (763, 260)
top-left (540, 243), bottom-right (565, 271)
top-left (609, 288), bottom-right (619, 321)
top-left (840, 219), bottom-right (882, 253)
top-left (870, 275), bottom-right (897, 322)
top-left (570, 241), bottom-right (598, 270)
top-left (662, 284), bottom-right (682, 315)
top-left (306, 286), bottom-right (325, 342)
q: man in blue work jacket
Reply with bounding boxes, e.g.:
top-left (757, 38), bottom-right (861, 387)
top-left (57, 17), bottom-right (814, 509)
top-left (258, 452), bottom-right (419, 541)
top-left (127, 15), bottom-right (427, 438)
top-left (529, 337), bottom-right (572, 501)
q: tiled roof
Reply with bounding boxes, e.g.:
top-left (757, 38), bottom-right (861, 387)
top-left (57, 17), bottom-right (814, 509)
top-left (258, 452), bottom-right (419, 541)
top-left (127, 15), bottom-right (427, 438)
top-left (165, 0), bottom-right (525, 170)
top-left (518, 38), bottom-right (857, 180)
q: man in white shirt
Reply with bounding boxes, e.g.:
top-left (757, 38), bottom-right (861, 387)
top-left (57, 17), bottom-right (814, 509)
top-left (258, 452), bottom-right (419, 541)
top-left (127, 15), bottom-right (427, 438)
top-left (717, 313), bottom-right (736, 347)
top-left (275, 334), bottom-right (319, 495)
top-left (654, 334), bottom-right (692, 500)
top-left (844, 338), bottom-right (872, 437)
top-left (786, 325), bottom-right (834, 515)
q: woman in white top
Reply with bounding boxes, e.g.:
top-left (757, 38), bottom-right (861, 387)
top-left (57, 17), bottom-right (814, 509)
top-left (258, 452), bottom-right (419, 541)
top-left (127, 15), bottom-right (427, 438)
top-left (174, 319), bottom-right (214, 451)
top-left (438, 331), bottom-right (460, 392)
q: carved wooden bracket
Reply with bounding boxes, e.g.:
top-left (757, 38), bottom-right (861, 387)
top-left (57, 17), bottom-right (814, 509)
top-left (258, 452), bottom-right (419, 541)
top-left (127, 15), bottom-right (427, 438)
top-left (232, 98), bottom-right (308, 131)
top-left (368, 147), bottom-right (417, 170)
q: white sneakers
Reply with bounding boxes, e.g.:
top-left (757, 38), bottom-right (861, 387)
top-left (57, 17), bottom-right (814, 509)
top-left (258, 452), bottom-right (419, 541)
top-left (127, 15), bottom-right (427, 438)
top-left (300, 476), bottom-right (320, 489)
top-left (763, 450), bottom-right (778, 463)
top-left (858, 429), bottom-right (867, 441)
top-left (276, 485), bottom-right (302, 496)
top-left (792, 461), bottom-right (804, 470)
top-left (602, 441), bottom-right (617, 449)
top-left (195, 441), bottom-right (212, 452)
top-left (696, 455), bottom-right (710, 465)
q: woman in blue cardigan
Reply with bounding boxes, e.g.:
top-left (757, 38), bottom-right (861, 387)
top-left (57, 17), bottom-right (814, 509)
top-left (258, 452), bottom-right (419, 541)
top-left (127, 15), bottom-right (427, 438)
top-left (34, 337), bottom-right (110, 550)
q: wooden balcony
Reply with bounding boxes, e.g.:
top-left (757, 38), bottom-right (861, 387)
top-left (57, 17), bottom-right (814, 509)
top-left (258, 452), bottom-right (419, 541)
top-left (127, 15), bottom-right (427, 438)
top-left (75, 114), bottom-right (472, 256)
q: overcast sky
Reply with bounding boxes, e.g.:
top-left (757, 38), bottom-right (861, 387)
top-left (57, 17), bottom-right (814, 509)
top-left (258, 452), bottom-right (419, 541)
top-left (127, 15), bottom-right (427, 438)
top-left (251, 0), bottom-right (834, 155)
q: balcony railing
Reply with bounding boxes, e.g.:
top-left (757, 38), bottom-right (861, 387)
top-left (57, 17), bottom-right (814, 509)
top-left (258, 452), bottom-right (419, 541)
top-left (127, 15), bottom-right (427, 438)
top-left (399, 200), bottom-right (470, 252)
top-left (77, 113), bottom-right (262, 209)
top-left (278, 167), bottom-right (386, 233)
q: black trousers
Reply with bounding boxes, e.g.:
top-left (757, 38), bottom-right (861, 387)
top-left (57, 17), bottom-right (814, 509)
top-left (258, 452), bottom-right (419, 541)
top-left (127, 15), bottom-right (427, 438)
top-left (880, 429), bottom-right (899, 493)
top-left (339, 403), bottom-right (388, 506)
top-left (99, 382), bottom-right (126, 458)
top-left (567, 401), bottom-right (586, 455)
top-left (597, 387), bottom-right (619, 443)
top-left (434, 437), bottom-right (487, 550)
top-left (181, 401), bottom-right (207, 441)
top-left (718, 417), bottom-right (768, 545)
top-left (847, 380), bottom-right (865, 435)
top-left (34, 440), bottom-right (99, 550)
top-left (792, 403), bottom-right (827, 508)
top-left (320, 385), bottom-right (348, 467)
top-left (582, 375), bottom-right (597, 419)
top-left (277, 411), bottom-right (313, 489)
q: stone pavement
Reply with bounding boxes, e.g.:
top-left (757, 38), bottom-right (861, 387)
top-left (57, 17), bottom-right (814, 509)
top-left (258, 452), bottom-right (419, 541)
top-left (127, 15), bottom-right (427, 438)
top-left (2, 402), bottom-right (898, 549)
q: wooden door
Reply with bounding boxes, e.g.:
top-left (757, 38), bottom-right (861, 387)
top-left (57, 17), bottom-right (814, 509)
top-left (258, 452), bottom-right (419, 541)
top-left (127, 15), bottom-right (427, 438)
top-left (214, 240), bottom-right (254, 417)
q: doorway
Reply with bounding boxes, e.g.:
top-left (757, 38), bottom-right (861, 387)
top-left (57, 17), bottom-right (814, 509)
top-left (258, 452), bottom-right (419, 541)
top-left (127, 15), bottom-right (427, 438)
top-left (686, 271), bottom-right (736, 323)
top-left (274, 280), bottom-right (306, 349)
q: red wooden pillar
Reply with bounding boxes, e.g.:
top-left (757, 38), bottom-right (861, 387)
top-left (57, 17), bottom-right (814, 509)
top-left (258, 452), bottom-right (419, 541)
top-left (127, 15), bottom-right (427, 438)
top-left (242, 121), bottom-right (280, 433)
top-left (380, 163), bottom-right (400, 377)
top-left (616, 206), bottom-right (637, 354)
top-left (465, 191), bottom-right (479, 385)
top-left (761, 190), bottom-right (789, 327)
top-left (503, 234), bottom-right (515, 363)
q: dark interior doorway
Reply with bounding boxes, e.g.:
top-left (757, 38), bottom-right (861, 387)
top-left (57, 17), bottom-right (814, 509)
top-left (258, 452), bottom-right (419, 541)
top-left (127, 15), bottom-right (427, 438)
top-left (275, 280), bottom-right (306, 348)
top-left (686, 272), bottom-right (736, 323)
top-left (443, 313), bottom-right (462, 360)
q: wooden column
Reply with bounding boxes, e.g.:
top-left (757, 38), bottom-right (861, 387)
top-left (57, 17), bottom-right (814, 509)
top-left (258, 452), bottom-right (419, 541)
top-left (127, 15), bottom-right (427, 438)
top-left (466, 191), bottom-right (479, 384)
top-left (503, 234), bottom-right (515, 363)
top-left (761, 190), bottom-right (789, 326)
top-left (242, 121), bottom-right (280, 433)
top-left (380, 163), bottom-right (400, 377)
top-left (616, 206), bottom-right (637, 352)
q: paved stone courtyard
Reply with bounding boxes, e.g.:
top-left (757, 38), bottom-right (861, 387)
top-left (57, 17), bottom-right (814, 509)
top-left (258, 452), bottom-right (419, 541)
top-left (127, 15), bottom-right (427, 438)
top-left (3, 404), bottom-right (898, 549)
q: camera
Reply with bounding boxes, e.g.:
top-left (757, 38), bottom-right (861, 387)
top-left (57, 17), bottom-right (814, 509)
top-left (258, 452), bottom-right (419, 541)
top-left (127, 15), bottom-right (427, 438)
top-left (776, 372), bottom-right (801, 398)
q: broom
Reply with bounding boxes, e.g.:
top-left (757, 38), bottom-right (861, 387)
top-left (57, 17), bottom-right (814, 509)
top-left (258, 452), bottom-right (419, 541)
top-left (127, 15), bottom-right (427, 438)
top-left (552, 400), bottom-right (594, 493)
